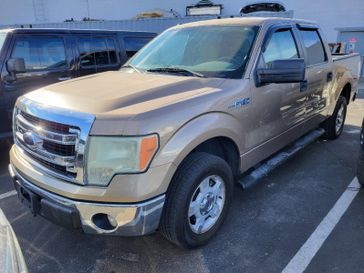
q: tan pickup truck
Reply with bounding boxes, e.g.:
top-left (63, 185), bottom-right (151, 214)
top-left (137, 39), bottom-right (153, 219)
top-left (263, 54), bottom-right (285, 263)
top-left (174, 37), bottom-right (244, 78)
top-left (8, 17), bottom-right (361, 248)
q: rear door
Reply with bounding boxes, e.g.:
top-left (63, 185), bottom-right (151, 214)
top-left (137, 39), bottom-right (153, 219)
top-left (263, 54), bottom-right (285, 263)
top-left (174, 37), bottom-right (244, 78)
top-left (76, 34), bottom-right (97, 77)
top-left (297, 26), bottom-right (332, 119)
top-left (75, 33), bottom-right (121, 77)
top-left (0, 33), bottom-right (72, 111)
top-left (92, 34), bottom-right (121, 73)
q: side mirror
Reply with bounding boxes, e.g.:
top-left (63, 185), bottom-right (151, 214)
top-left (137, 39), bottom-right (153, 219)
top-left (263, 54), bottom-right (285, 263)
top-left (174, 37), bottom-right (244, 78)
top-left (256, 59), bottom-right (305, 85)
top-left (7, 58), bottom-right (26, 74)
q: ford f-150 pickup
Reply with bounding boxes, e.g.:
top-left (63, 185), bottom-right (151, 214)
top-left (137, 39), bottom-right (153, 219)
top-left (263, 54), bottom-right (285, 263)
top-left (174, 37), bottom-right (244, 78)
top-left (8, 17), bottom-right (362, 248)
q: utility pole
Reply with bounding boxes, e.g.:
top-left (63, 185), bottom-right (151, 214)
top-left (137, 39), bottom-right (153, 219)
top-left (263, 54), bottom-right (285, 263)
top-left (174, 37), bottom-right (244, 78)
top-left (85, 0), bottom-right (90, 19)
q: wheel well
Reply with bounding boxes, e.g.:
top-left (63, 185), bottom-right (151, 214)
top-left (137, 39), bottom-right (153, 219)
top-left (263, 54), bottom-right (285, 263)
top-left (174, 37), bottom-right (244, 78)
top-left (190, 137), bottom-right (240, 176)
top-left (340, 83), bottom-right (351, 105)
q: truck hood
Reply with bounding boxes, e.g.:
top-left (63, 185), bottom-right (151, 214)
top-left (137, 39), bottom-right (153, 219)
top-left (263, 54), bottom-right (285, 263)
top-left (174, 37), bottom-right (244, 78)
top-left (25, 71), bottom-right (225, 116)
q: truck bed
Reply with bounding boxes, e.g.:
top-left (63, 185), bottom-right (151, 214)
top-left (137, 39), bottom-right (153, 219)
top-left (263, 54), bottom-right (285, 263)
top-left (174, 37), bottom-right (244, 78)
top-left (333, 53), bottom-right (362, 81)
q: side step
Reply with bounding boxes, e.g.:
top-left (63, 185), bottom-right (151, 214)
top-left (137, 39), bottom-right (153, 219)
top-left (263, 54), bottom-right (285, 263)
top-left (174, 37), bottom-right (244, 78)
top-left (238, 128), bottom-right (325, 190)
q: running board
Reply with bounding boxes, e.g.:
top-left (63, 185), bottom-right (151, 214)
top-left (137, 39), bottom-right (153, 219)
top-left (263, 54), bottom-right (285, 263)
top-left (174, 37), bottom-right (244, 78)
top-left (238, 128), bottom-right (325, 190)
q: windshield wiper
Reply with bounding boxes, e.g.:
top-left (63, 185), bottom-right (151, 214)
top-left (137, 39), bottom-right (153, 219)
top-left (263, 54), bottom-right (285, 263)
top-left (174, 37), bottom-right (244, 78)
top-left (147, 67), bottom-right (205, 78)
top-left (121, 64), bottom-right (142, 73)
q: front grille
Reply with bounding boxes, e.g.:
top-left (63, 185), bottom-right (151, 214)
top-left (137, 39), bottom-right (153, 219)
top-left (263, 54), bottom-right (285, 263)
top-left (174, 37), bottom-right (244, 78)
top-left (30, 154), bottom-right (76, 178)
top-left (21, 111), bottom-right (74, 134)
top-left (14, 110), bottom-right (80, 182)
top-left (43, 140), bottom-right (75, 156)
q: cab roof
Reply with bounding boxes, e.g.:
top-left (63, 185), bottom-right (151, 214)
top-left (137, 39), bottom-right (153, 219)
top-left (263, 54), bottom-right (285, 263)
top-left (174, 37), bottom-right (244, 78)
top-left (173, 17), bottom-right (318, 29)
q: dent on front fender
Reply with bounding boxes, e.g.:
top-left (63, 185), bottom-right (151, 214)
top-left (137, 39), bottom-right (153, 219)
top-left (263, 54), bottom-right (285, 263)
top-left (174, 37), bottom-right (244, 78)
top-left (153, 112), bottom-right (245, 168)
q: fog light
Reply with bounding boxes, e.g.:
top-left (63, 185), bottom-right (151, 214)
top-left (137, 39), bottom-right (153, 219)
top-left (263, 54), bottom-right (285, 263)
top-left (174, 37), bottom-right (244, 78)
top-left (92, 213), bottom-right (117, 231)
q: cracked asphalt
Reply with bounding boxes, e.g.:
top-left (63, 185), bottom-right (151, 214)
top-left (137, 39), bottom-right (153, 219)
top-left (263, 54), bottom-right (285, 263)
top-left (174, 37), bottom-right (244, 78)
top-left (0, 90), bottom-right (363, 273)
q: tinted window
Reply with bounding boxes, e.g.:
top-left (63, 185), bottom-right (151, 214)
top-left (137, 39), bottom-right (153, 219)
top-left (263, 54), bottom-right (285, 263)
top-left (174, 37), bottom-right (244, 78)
top-left (262, 29), bottom-right (298, 66)
top-left (12, 36), bottom-right (66, 70)
top-left (93, 37), bottom-right (109, 65)
top-left (123, 37), bottom-right (152, 58)
top-left (106, 38), bottom-right (117, 64)
top-left (78, 36), bottom-right (95, 67)
top-left (300, 29), bottom-right (326, 65)
top-left (78, 36), bottom-right (118, 67)
top-left (0, 32), bottom-right (7, 53)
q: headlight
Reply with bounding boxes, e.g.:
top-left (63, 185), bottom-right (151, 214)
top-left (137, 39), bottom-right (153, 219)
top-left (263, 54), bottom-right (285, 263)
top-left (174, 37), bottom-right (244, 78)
top-left (86, 134), bottom-right (159, 186)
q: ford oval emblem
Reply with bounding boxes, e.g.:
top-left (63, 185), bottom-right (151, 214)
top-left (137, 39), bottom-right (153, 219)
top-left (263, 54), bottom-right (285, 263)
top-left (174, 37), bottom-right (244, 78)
top-left (23, 131), bottom-right (43, 150)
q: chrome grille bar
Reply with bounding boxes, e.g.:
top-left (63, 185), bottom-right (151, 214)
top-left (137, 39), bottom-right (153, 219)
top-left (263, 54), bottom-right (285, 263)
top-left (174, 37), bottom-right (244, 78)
top-left (16, 114), bottom-right (77, 145)
top-left (15, 132), bottom-right (75, 167)
top-left (13, 96), bottom-right (95, 185)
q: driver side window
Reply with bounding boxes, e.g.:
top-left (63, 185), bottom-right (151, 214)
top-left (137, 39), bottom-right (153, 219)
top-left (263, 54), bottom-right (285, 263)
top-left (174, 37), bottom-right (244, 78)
top-left (12, 36), bottom-right (67, 71)
top-left (261, 29), bottom-right (299, 68)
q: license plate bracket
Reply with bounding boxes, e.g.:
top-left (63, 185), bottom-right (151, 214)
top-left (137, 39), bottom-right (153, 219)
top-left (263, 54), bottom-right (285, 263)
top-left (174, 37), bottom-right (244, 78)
top-left (15, 182), bottom-right (41, 215)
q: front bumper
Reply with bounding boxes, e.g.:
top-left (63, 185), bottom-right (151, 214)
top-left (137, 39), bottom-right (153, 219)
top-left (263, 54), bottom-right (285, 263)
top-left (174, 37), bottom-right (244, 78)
top-left (8, 164), bottom-right (165, 236)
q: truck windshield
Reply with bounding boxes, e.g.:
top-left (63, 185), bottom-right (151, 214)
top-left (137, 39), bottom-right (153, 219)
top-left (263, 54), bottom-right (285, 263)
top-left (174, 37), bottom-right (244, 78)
top-left (126, 25), bottom-right (259, 79)
top-left (0, 32), bottom-right (6, 53)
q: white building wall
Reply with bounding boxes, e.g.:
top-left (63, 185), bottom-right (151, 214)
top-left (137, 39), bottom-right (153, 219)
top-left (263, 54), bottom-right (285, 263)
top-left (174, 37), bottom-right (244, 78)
top-left (0, 0), bottom-right (363, 41)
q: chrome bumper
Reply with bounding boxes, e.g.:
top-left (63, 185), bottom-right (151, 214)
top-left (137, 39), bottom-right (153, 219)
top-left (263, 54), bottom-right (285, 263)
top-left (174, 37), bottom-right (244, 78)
top-left (8, 164), bottom-right (165, 236)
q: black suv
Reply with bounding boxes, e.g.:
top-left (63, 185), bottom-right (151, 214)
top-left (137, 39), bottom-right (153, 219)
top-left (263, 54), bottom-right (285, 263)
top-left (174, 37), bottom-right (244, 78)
top-left (358, 118), bottom-right (364, 185)
top-left (0, 28), bottom-right (156, 139)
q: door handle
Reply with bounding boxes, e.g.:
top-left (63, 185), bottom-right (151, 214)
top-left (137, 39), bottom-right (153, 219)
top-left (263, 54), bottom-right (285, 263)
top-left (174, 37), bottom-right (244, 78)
top-left (58, 76), bottom-right (72, 81)
top-left (327, 72), bottom-right (333, 82)
top-left (300, 80), bottom-right (308, 92)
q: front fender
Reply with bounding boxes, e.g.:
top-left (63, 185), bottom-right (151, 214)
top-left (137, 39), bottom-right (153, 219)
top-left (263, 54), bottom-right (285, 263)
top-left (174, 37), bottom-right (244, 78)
top-left (153, 112), bottom-right (245, 168)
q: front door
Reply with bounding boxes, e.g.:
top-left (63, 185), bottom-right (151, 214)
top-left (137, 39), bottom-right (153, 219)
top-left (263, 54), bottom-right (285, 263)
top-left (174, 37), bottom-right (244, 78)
top-left (1, 34), bottom-right (73, 112)
top-left (248, 27), bottom-right (306, 150)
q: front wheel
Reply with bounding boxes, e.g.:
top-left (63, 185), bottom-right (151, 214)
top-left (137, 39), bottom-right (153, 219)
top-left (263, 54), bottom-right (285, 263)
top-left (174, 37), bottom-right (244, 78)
top-left (322, 96), bottom-right (347, 140)
top-left (159, 152), bottom-right (233, 249)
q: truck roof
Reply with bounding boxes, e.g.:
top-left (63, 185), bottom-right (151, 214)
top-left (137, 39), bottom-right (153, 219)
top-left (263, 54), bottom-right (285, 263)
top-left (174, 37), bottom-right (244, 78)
top-left (173, 17), bottom-right (318, 29)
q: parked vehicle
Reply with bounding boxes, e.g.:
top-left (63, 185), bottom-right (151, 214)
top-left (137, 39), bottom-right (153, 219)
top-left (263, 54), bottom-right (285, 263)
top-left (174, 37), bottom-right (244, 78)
top-left (358, 119), bottom-right (364, 185)
top-left (0, 28), bottom-right (156, 139)
top-left (0, 209), bottom-right (28, 273)
top-left (8, 18), bottom-right (361, 249)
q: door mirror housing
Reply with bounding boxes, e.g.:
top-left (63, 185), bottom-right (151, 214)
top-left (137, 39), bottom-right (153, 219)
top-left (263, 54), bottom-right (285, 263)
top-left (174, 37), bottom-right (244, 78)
top-left (7, 58), bottom-right (26, 74)
top-left (256, 59), bottom-right (305, 85)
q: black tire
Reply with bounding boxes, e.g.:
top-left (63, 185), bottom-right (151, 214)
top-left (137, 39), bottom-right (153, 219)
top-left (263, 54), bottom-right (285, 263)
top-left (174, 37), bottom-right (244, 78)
top-left (358, 151), bottom-right (364, 187)
top-left (358, 129), bottom-right (364, 186)
top-left (160, 152), bottom-right (233, 249)
top-left (322, 96), bottom-right (347, 140)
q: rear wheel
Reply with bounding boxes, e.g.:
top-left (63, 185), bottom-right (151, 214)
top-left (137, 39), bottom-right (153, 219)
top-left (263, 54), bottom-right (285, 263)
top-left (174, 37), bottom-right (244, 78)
top-left (160, 152), bottom-right (233, 249)
top-left (322, 96), bottom-right (347, 140)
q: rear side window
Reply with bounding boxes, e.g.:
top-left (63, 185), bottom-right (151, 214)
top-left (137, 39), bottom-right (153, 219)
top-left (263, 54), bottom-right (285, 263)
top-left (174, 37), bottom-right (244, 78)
top-left (262, 29), bottom-right (298, 66)
top-left (78, 36), bottom-right (119, 67)
top-left (123, 37), bottom-right (152, 58)
top-left (299, 29), bottom-right (326, 65)
top-left (11, 36), bottom-right (67, 71)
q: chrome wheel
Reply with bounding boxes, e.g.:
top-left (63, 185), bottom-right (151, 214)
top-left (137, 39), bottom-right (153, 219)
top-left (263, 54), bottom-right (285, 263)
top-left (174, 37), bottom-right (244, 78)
top-left (188, 175), bottom-right (226, 234)
top-left (335, 104), bottom-right (345, 134)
